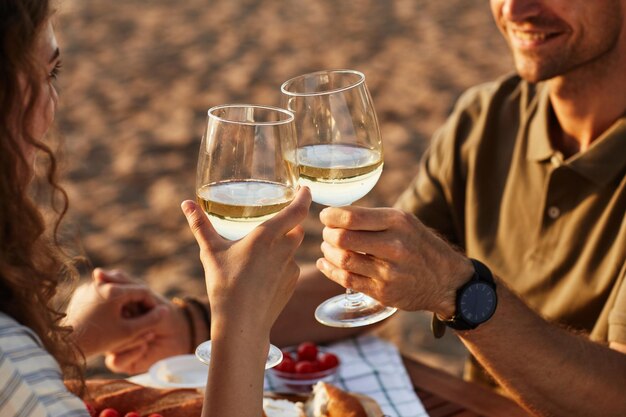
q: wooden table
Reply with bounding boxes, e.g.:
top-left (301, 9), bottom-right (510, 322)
top-left (403, 357), bottom-right (533, 417)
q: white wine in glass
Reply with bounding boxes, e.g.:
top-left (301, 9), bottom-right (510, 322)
top-left (194, 104), bottom-right (298, 367)
top-left (281, 69), bottom-right (397, 328)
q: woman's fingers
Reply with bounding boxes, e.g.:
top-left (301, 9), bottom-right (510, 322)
top-left (258, 186), bottom-right (311, 237)
top-left (105, 342), bottom-right (149, 374)
top-left (93, 268), bottom-right (136, 284)
top-left (181, 200), bottom-right (223, 252)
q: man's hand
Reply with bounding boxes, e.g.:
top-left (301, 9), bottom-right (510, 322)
top-left (64, 268), bottom-right (168, 359)
top-left (316, 206), bottom-right (473, 318)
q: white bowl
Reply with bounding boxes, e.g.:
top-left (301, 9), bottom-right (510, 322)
top-left (148, 354), bottom-right (208, 388)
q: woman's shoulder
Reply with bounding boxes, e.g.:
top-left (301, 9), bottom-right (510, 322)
top-left (0, 312), bottom-right (89, 417)
top-left (0, 311), bottom-right (57, 376)
top-left (0, 311), bottom-right (45, 347)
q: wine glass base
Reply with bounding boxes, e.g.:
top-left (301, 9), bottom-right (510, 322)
top-left (314, 293), bottom-right (397, 328)
top-left (195, 340), bottom-right (283, 369)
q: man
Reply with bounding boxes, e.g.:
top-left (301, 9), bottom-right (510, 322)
top-left (316, 0), bottom-right (626, 415)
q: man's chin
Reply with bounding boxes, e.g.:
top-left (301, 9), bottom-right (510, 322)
top-left (517, 72), bottom-right (545, 84)
top-left (515, 64), bottom-right (556, 84)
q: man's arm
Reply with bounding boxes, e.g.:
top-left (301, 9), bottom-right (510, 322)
top-left (270, 263), bottom-right (368, 347)
top-left (317, 205), bottom-right (626, 417)
top-left (458, 280), bottom-right (626, 417)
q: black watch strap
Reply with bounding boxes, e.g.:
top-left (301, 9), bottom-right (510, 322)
top-left (431, 259), bottom-right (496, 338)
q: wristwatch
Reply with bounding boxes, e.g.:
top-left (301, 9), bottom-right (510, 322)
top-left (432, 259), bottom-right (497, 338)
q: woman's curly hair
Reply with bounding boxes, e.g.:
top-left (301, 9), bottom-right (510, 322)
top-left (0, 0), bottom-right (83, 385)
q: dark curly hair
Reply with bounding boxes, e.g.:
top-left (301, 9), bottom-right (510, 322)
top-left (0, 0), bottom-right (83, 386)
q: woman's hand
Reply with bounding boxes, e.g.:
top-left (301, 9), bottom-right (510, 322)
top-left (181, 187), bottom-right (312, 338)
top-left (102, 297), bottom-right (194, 374)
top-left (64, 269), bottom-right (168, 358)
top-left (96, 271), bottom-right (209, 375)
top-left (182, 187), bottom-right (311, 417)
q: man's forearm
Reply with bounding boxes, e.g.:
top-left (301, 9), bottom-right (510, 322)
top-left (458, 281), bottom-right (626, 417)
top-left (270, 264), bottom-right (370, 346)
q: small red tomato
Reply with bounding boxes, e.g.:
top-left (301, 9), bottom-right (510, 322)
top-left (84, 403), bottom-right (97, 417)
top-left (295, 360), bottom-right (316, 374)
top-left (310, 360), bottom-right (322, 372)
top-left (318, 352), bottom-right (340, 370)
top-left (275, 356), bottom-right (296, 373)
top-left (99, 409), bottom-right (119, 417)
top-left (124, 413), bottom-right (140, 417)
top-left (297, 342), bottom-right (318, 361)
top-left (281, 350), bottom-right (294, 362)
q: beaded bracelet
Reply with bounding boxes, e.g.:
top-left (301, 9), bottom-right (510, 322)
top-left (172, 297), bottom-right (196, 354)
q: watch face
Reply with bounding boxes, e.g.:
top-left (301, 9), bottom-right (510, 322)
top-left (459, 282), bottom-right (497, 325)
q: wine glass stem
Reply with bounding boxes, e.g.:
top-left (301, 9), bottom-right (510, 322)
top-left (345, 288), bottom-right (365, 308)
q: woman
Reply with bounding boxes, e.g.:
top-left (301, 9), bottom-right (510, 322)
top-left (0, 1), bottom-right (311, 416)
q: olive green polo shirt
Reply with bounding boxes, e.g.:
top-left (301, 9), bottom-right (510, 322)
top-left (395, 74), bottom-right (626, 386)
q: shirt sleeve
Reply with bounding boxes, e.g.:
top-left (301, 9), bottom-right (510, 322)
top-left (608, 263), bottom-right (626, 345)
top-left (0, 348), bottom-right (50, 417)
top-left (394, 85), bottom-right (487, 247)
top-left (0, 319), bottom-right (89, 417)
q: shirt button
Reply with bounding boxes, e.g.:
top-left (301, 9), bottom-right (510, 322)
top-left (547, 206), bottom-right (560, 219)
top-left (550, 155), bottom-right (563, 167)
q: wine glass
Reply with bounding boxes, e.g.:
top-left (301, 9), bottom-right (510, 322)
top-left (280, 69), bottom-right (397, 328)
top-left (194, 103), bottom-right (298, 368)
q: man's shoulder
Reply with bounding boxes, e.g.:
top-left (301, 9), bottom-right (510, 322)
top-left (454, 73), bottom-right (543, 118)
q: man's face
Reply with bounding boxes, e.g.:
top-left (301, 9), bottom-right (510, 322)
top-left (491, 0), bottom-right (624, 82)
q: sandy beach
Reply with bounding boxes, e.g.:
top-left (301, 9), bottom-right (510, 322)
top-left (54, 0), bottom-right (514, 376)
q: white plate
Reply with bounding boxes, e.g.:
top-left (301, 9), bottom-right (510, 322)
top-left (196, 340), bottom-right (283, 369)
top-left (148, 354), bottom-right (208, 388)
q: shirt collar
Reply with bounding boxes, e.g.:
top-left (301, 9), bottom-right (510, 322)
top-left (526, 83), bottom-right (626, 187)
top-left (526, 84), bottom-right (554, 162)
top-left (567, 118), bottom-right (626, 186)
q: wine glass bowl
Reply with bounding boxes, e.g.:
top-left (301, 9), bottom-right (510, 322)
top-left (280, 70), bottom-right (396, 328)
top-left (281, 70), bottom-right (383, 207)
top-left (196, 104), bottom-right (298, 241)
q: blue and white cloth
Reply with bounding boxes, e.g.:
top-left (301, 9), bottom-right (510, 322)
top-left (264, 335), bottom-right (428, 417)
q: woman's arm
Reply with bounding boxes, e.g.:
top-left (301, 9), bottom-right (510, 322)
top-left (181, 187), bottom-right (311, 417)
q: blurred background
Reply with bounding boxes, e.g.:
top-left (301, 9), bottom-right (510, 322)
top-left (54, 0), bottom-right (513, 375)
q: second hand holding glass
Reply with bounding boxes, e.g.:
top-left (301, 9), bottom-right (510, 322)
top-left (194, 104), bottom-right (299, 368)
top-left (281, 69), bottom-right (397, 328)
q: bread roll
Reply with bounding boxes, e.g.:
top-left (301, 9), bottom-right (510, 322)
top-left (82, 379), bottom-right (202, 417)
top-left (304, 382), bottom-right (367, 417)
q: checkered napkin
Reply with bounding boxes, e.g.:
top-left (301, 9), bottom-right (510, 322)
top-left (264, 335), bottom-right (428, 417)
